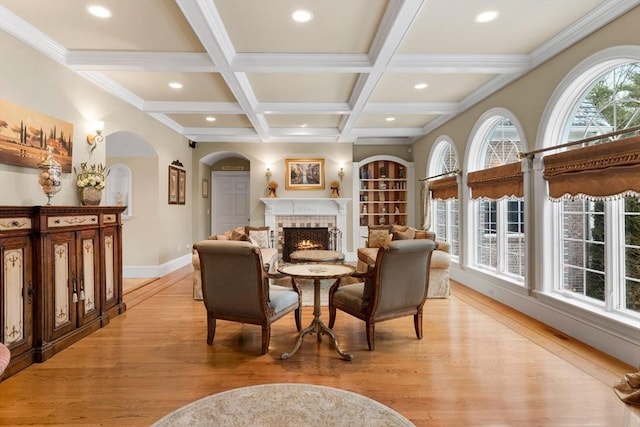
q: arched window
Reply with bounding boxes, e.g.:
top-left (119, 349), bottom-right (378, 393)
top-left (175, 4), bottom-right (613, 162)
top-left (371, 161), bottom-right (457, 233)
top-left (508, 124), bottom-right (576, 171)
top-left (544, 57), bottom-right (640, 316)
top-left (468, 112), bottom-right (526, 281)
top-left (429, 138), bottom-right (459, 257)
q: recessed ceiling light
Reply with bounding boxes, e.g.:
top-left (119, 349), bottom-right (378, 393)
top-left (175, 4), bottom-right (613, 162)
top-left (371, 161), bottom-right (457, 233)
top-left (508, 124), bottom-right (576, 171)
top-left (475, 10), bottom-right (499, 23)
top-left (206, 117), bottom-right (216, 122)
top-left (292, 10), bottom-right (313, 23)
top-left (385, 117), bottom-right (395, 122)
top-left (168, 82), bottom-right (183, 89)
top-left (414, 83), bottom-right (428, 90)
top-left (87, 5), bottom-right (112, 18)
top-left (299, 123), bottom-right (308, 128)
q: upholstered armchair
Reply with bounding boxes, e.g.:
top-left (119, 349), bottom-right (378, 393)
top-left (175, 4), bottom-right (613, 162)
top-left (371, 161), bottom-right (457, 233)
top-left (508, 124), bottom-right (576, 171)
top-left (329, 239), bottom-right (436, 350)
top-left (194, 240), bottom-right (301, 355)
top-left (357, 226), bottom-right (451, 298)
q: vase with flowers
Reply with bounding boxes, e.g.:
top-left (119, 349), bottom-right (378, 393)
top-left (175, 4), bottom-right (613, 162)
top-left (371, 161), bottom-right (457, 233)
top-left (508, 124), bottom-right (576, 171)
top-left (330, 180), bottom-right (340, 198)
top-left (267, 181), bottom-right (278, 198)
top-left (74, 162), bottom-right (107, 206)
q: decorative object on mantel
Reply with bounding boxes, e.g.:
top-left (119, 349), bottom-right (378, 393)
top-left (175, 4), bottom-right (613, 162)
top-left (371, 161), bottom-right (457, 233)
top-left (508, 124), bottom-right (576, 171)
top-left (38, 147), bottom-right (62, 205)
top-left (267, 181), bottom-right (278, 198)
top-left (330, 180), bottom-right (340, 198)
top-left (74, 162), bottom-right (106, 206)
top-left (171, 159), bottom-right (183, 167)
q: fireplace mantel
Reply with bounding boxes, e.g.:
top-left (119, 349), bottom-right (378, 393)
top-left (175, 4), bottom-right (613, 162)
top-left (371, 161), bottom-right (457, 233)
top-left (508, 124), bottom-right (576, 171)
top-left (260, 198), bottom-right (350, 215)
top-left (260, 198), bottom-right (351, 259)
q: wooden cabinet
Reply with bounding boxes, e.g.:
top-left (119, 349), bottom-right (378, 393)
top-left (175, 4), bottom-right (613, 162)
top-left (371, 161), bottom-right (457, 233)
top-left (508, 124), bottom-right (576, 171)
top-left (352, 156), bottom-right (415, 249)
top-left (0, 207), bottom-right (34, 378)
top-left (32, 206), bottom-right (126, 363)
top-left (40, 229), bottom-right (101, 345)
top-left (0, 206), bottom-right (126, 375)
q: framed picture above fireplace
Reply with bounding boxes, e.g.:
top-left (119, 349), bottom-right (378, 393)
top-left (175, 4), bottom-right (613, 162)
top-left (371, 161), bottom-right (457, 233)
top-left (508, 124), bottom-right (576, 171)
top-left (285, 158), bottom-right (325, 190)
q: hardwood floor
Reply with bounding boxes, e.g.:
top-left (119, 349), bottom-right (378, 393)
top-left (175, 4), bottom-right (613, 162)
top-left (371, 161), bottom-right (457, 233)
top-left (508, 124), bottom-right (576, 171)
top-left (0, 266), bottom-right (637, 426)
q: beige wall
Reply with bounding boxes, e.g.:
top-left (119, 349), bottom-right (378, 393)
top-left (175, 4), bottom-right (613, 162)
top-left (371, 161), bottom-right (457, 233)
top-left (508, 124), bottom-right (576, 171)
top-left (192, 142), bottom-right (355, 250)
top-left (411, 6), bottom-right (640, 220)
top-left (0, 31), bottom-right (192, 271)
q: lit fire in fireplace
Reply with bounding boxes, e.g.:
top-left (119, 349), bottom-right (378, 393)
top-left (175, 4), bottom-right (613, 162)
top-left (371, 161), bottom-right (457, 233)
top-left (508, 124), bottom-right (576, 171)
top-left (296, 239), bottom-right (323, 250)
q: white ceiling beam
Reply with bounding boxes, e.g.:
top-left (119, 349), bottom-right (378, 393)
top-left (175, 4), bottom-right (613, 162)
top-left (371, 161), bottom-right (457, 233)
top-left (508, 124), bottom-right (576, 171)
top-left (143, 101), bottom-right (243, 114)
top-left (66, 51), bottom-right (217, 72)
top-left (232, 53), bottom-right (372, 72)
top-left (257, 103), bottom-right (351, 115)
top-left (364, 102), bottom-right (459, 115)
top-left (389, 54), bottom-right (531, 73)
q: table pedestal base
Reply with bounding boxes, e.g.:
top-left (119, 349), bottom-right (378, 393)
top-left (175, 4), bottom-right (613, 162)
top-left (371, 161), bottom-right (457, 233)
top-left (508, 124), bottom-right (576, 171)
top-left (281, 278), bottom-right (353, 361)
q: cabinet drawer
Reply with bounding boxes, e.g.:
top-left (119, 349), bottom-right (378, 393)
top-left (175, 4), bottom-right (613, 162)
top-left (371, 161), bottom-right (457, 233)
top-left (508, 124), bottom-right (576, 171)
top-left (0, 217), bottom-right (32, 231)
top-left (48, 215), bottom-right (99, 228)
top-left (103, 214), bottom-right (117, 224)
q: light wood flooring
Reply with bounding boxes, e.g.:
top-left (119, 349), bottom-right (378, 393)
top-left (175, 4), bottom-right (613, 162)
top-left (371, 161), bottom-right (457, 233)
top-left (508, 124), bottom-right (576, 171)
top-left (0, 266), bottom-right (637, 426)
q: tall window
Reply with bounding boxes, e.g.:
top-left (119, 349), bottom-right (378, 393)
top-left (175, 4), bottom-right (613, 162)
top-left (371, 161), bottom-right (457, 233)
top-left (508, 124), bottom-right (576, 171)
top-left (472, 115), bottom-right (525, 280)
top-left (555, 62), bottom-right (640, 316)
top-left (431, 140), bottom-right (459, 257)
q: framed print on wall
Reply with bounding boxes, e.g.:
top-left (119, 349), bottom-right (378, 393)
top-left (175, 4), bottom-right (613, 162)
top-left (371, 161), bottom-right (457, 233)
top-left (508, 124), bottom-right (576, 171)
top-left (285, 158), bottom-right (325, 190)
top-left (178, 169), bottom-right (186, 205)
top-left (168, 165), bottom-right (179, 204)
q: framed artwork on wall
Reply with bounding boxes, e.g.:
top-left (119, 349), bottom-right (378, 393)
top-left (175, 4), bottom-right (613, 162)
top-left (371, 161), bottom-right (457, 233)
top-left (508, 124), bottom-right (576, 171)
top-left (168, 165), bottom-right (179, 204)
top-left (285, 158), bottom-right (325, 190)
top-left (178, 169), bottom-right (186, 205)
top-left (0, 98), bottom-right (74, 172)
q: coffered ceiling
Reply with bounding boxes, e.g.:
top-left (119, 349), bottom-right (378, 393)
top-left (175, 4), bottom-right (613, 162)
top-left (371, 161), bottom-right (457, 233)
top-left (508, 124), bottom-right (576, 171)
top-left (1, 0), bottom-right (637, 145)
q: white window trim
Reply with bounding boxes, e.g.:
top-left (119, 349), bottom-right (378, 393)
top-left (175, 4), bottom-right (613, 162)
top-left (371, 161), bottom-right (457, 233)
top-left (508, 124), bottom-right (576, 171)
top-left (534, 46), bottom-right (640, 321)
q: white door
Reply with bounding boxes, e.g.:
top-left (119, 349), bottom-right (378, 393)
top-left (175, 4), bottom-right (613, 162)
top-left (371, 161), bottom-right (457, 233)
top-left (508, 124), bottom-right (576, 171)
top-left (212, 172), bottom-right (250, 234)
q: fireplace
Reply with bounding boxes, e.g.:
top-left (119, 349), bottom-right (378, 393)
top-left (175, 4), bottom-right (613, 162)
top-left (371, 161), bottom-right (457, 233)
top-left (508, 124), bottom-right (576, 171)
top-left (261, 197), bottom-right (351, 261)
top-left (282, 227), bottom-right (329, 262)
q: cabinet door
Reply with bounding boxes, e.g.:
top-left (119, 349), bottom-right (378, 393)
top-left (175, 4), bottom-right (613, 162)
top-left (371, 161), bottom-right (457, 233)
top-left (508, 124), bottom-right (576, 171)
top-left (1, 236), bottom-right (33, 357)
top-left (76, 229), bottom-right (100, 326)
top-left (45, 232), bottom-right (77, 341)
top-left (101, 226), bottom-right (121, 313)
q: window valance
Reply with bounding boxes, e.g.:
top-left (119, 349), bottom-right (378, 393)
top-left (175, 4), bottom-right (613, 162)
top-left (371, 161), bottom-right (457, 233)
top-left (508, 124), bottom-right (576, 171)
top-left (542, 135), bottom-right (640, 201)
top-left (430, 176), bottom-right (458, 200)
top-left (467, 162), bottom-right (523, 200)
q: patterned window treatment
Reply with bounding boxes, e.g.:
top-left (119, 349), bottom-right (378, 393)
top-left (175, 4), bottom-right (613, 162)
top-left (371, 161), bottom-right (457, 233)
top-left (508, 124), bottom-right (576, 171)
top-left (430, 175), bottom-right (458, 200)
top-left (467, 162), bottom-right (523, 200)
top-left (542, 135), bottom-right (640, 201)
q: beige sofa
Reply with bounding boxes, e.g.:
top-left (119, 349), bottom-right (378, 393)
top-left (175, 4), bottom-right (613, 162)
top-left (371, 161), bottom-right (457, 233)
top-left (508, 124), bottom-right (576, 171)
top-left (357, 226), bottom-right (451, 298)
top-left (192, 226), bottom-right (278, 300)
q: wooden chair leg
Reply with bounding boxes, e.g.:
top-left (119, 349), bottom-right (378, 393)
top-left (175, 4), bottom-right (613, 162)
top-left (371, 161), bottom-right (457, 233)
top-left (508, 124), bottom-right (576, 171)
top-left (207, 314), bottom-right (216, 345)
top-left (414, 311), bottom-right (423, 339)
top-left (366, 321), bottom-right (375, 351)
top-left (261, 325), bottom-right (271, 354)
top-left (294, 307), bottom-right (302, 332)
top-left (328, 305), bottom-right (337, 328)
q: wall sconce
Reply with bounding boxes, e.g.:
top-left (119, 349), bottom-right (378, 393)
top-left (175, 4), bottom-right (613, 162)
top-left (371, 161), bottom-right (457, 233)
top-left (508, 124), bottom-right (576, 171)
top-left (86, 121), bottom-right (104, 152)
top-left (338, 167), bottom-right (345, 181)
top-left (265, 168), bottom-right (272, 179)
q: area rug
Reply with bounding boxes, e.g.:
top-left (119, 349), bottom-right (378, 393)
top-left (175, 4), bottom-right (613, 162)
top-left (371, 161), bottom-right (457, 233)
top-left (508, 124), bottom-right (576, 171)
top-left (152, 383), bottom-right (414, 426)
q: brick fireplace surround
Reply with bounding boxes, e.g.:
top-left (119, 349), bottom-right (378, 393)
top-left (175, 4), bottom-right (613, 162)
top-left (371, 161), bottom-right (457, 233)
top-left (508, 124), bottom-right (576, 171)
top-left (260, 198), bottom-right (352, 261)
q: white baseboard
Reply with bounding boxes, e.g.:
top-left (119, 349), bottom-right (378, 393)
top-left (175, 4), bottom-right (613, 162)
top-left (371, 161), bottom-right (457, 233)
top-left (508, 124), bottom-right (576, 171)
top-left (123, 253), bottom-right (192, 279)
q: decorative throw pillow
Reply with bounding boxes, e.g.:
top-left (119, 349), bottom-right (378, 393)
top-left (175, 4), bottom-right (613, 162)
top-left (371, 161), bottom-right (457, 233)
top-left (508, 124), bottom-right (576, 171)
top-left (393, 228), bottom-right (416, 240)
top-left (216, 234), bottom-right (229, 240)
top-left (391, 225), bottom-right (409, 233)
top-left (414, 231), bottom-right (428, 240)
top-left (245, 226), bottom-right (270, 248)
top-left (367, 225), bottom-right (392, 248)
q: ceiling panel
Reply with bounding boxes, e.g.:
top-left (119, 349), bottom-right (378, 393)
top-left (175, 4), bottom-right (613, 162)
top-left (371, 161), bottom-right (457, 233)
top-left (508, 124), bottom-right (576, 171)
top-left (102, 71), bottom-right (236, 102)
top-left (0, 0), bottom-right (625, 144)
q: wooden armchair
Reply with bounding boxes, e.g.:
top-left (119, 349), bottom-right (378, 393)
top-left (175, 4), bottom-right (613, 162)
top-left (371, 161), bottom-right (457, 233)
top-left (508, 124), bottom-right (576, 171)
top-left (328, 239), bottom-right (436, 350)
top-left (194, 240), bottom-right (301, 354)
